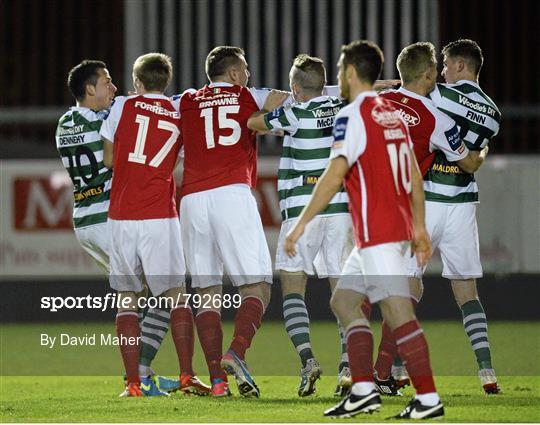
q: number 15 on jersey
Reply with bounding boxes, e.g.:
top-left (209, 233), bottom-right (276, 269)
top-left (200, 106), bottom-right (241, 149)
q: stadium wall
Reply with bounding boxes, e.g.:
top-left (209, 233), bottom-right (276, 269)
top-left (1, 157), bottom-right (538, 278)
top-left (1, 156), bottom-right (538, 321)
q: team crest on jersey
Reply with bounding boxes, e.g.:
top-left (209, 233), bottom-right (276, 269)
top-left (154, 101), bottom-right (161, 107)
top-left (213, 88), bottom-right (221, 94)
top-left (371, 102), bottom-right (401, 128)
top-left (386, 100), bottom-right (420, 126)
top-left (401, 97), bottom-right (409, 104)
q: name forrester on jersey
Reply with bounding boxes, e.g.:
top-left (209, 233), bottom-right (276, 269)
top-left (133, 100), bottom-right (180, 117)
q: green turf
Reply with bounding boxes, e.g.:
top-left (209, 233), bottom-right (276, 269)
top-left (1, 321), bottom-right (539, 422)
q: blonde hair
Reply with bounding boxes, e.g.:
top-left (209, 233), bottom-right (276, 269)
top-left (133, 53), bottom-right (172, 92)
top-left (396, 42), bottom-right (437, 84)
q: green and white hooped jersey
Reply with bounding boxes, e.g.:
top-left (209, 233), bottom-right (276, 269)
top-left (425, 81), bottom-right (501, 203)
top-left (56, 107), bottom-right (112, 228)
top-left (263, 95), bottom-right (349, 221)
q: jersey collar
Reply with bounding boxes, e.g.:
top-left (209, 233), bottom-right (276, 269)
top-left (397, 86), bottom-right (427, 100)
top-left (455, 79), bottom-right (480, 89)
top-left (136, 93), bottom-right (170, 100)
top-left (208, 82), bottom-right (234, 88)
top-left (353, 90), bottom-right (378, 103)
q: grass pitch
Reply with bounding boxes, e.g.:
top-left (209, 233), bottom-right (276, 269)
top-left (1, 321), bottom-right (539, 422)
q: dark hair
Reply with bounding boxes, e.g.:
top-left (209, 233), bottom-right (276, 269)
top-left (396, 42), bottom-right (437, 84)
top-left (133, 53), bottom-right (173, 92)
top-left (67, 60), bottom-right (106, 101)
top-left (205, 46), bottom-right (245, 81)
top-left (442, 39), bottom-right (483, 75)
top-left (341, 40), bottom-right (384, 84)
top-left (291, 54), bottom-right (326, 93)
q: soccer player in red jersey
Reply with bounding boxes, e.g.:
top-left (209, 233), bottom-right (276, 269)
top-left (284, 40), bottom-right (444, 419)
top-left (178, 46), bottom-right (287, 397)
top-left (100, 53), bottom-right (208, 397)
top-left (373, 42), bottom-right (489, 393)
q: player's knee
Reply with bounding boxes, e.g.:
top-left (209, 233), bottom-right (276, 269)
top-left (329, 290), bottom-right (349, 319)
top-left (160, 287), bottom-right (185, 309)
top-left (239, 282), bottom-right (271, 309)
top-left (379, 296), bottom-right (415, 330)
top-left (280, 271), bottom-right (307, 297)
top-left (451, 279), bottom-right (478, 307)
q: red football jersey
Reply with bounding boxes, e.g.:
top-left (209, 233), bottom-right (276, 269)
top-left (179, 84), bottom-right (261, 196)
top-left (100, 94), bottom-right (182, 220)
top-left (330, 91), bottom-right (413, 248)
top-left (380, 88), bottom-right (468, 176)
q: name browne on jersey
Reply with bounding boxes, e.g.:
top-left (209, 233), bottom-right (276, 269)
top-left (199, 96), bottom-right (239, 109)
top-left (134, 101), bottom-right (179, 118)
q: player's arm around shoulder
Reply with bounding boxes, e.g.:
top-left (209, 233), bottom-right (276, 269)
top-left (247, 90), bottom-right (290, 132)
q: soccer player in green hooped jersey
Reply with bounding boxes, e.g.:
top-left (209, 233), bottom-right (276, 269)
top-left (55, 60), bottom-right (207, 397)
top-left (248, 54), bottom-right (362, 398)
top-left (412, 39), bottom-right (501, 394)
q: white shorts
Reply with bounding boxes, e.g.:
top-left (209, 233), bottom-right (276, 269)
top-left (180, 185), bottom-right (273, 289)
top-left (75, 222), bottom-right (110, 273)
top-left (276, 214), bottom-right (353, 278)
top-left (336, 242), bottom-right (411, 303)
top-left (408, 202), bottom-right (482, 280)
top-left (108, 218), bottom-right (186, 296)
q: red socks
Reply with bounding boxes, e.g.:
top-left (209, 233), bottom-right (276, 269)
top-left (229, 296), bottom-right (263, 360)
top-left (116, 312), bottom-right (141, 384)
top-left (346, 325), bottom-right (374, 383)
top-left (374, 298), bottom-right (419, 379)
top-left (195, 310), bottom-right (227, 381)
top-left (394, 319), bottom-right (436, 394)
top-left (170, 306), bottom-right (196, 376)
top-left (374, 321), bottom-right (396, 379)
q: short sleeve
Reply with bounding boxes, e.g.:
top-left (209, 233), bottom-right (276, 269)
top-left (263, 105), bottom-right (300, 133)
top-left (329, 107), bottom-right (366, 167)
top-left (171, 88), bottom-right (196, 114)
top-left (249, 87), bottom-right (293, 110)
top-left (100, 96), bottom-right (127, 143)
